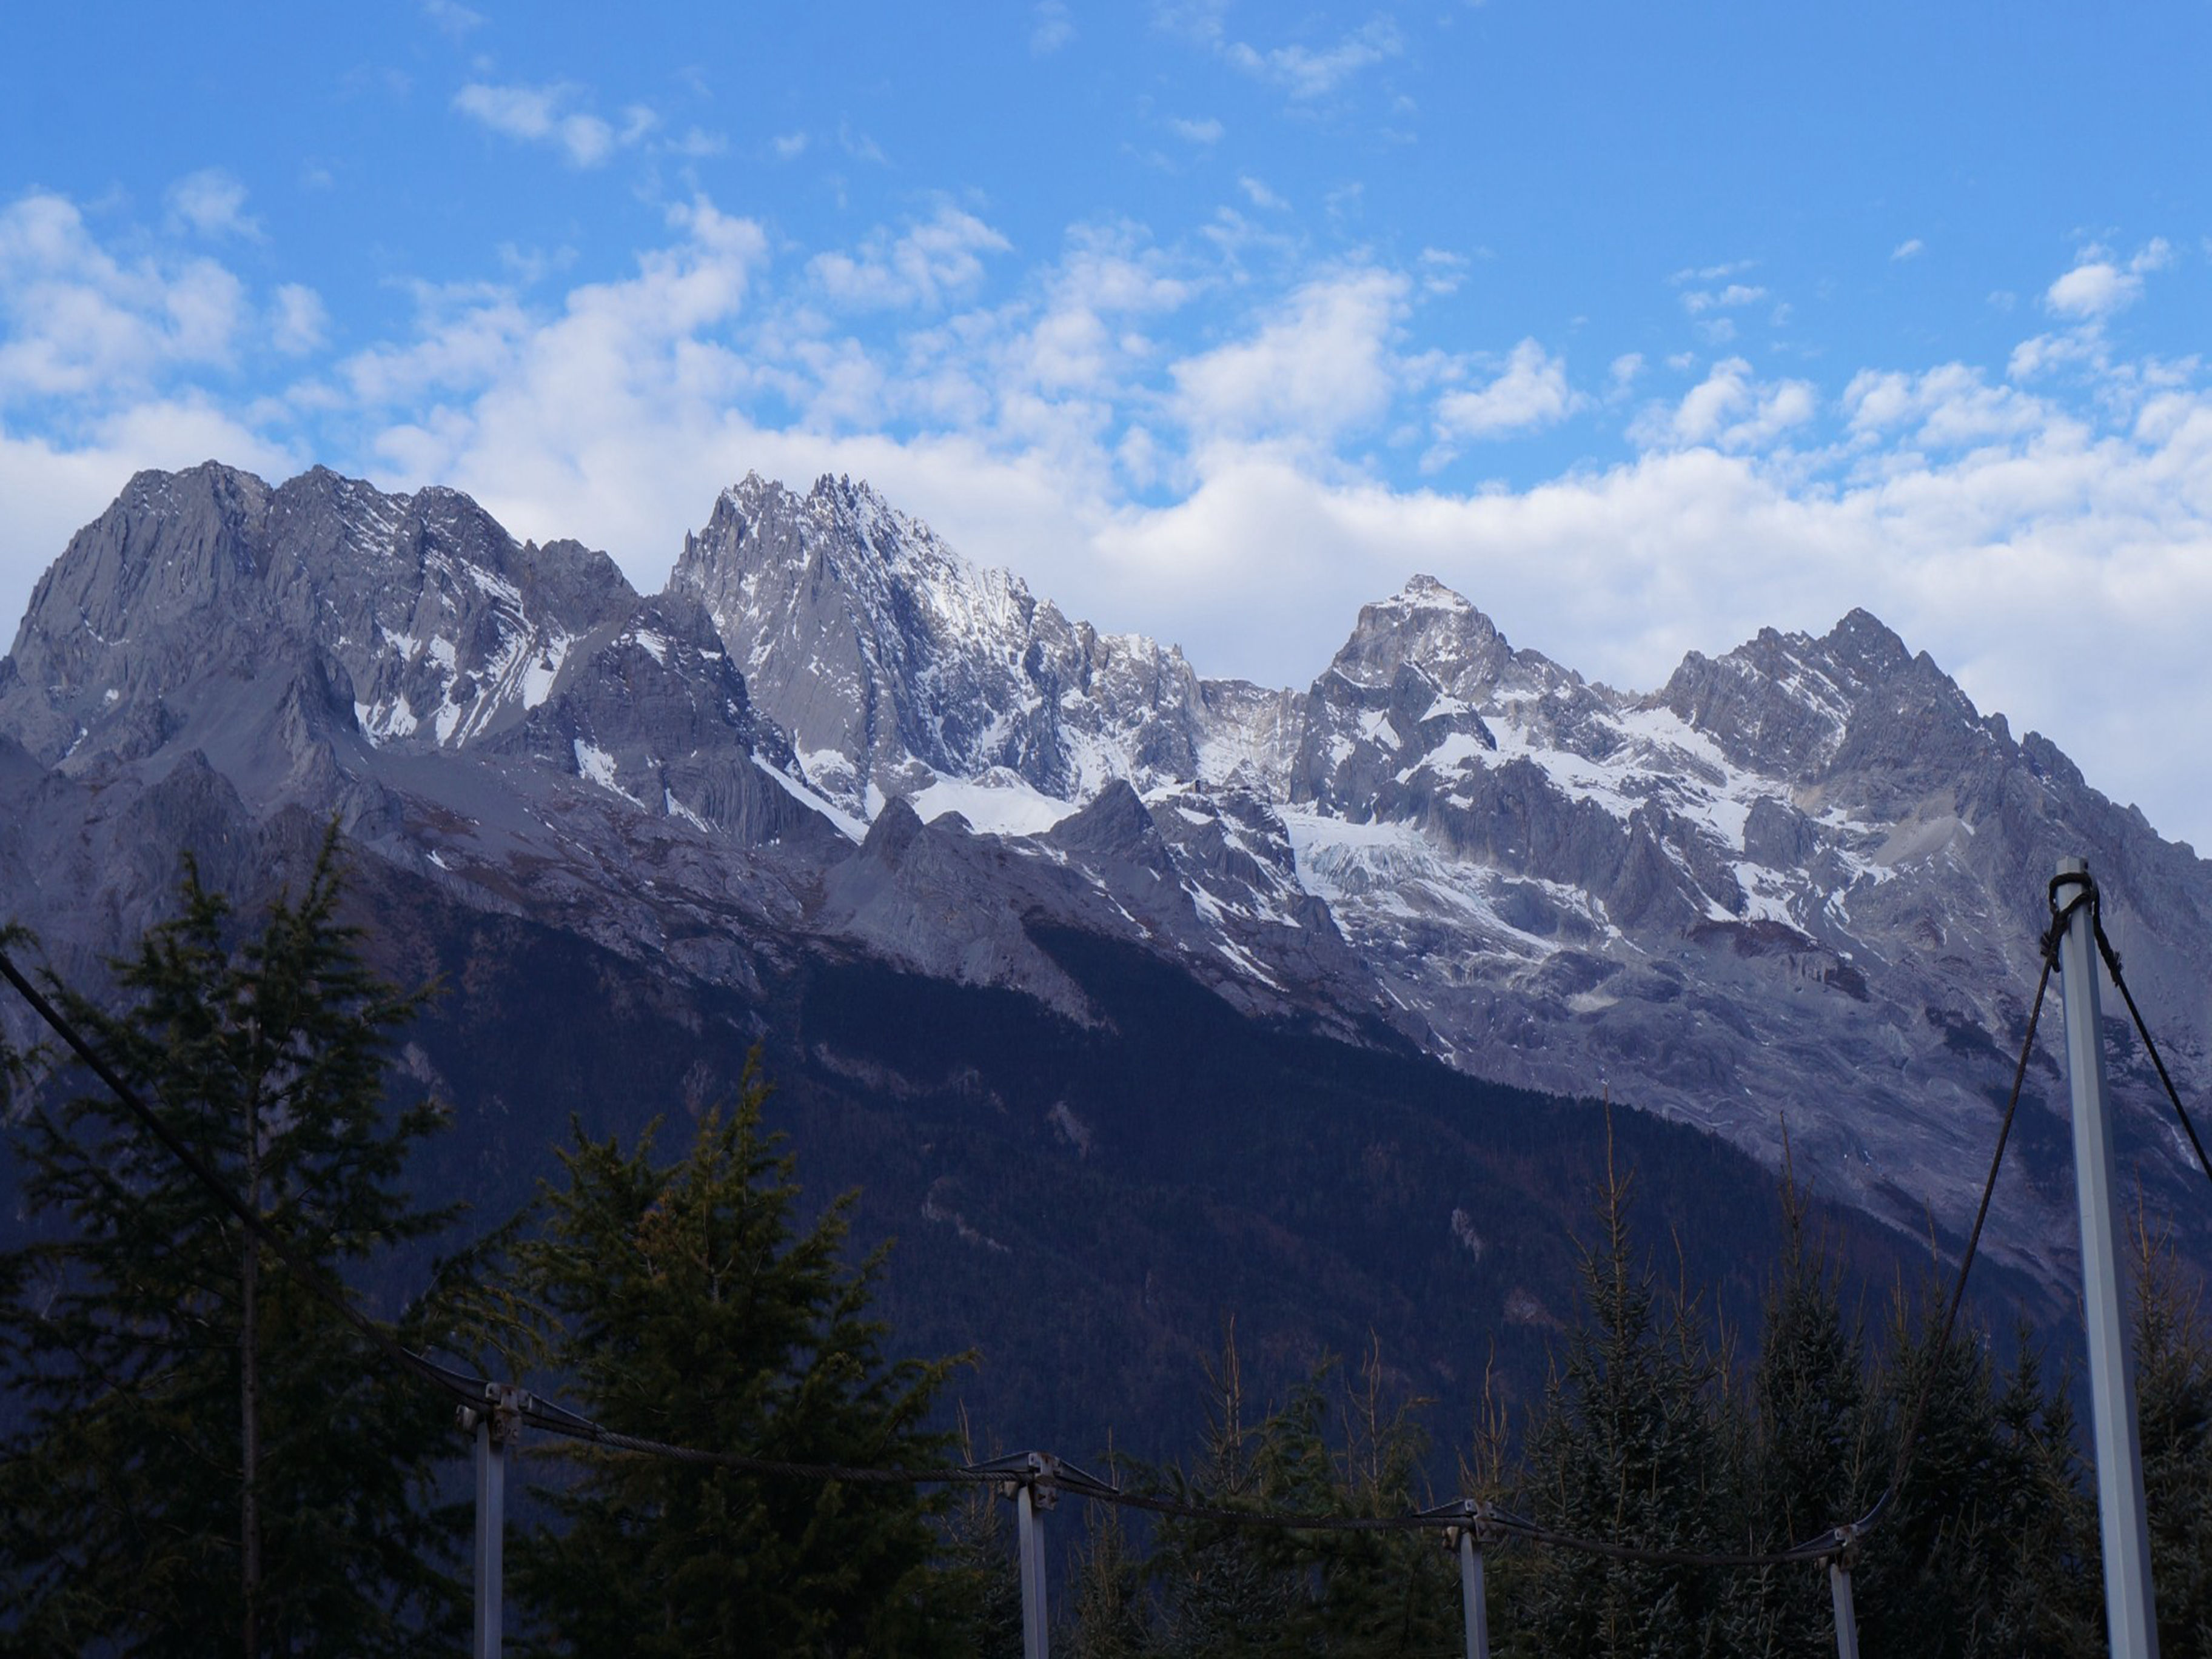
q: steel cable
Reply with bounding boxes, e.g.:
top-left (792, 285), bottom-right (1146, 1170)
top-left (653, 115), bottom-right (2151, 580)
top-left (0, 889), bottom-right (2103, 1572)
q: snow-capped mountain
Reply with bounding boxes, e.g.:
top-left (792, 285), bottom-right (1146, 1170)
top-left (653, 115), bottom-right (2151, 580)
top-left (668, 473), bottom-right (1244, 822)
top-left (5, 461), bottom-right (2208, 1295)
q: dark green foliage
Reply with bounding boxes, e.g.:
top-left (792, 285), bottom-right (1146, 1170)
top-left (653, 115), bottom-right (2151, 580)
top-left (512, 1061), bottom-right (965, 1657)
top-left (1848, 1290), bottom-right (2100, 1659)
top-left (1131, 1329), bottom-right (1457, 1658)
top-left (1724, 1171), bottom-right (1874, 1657)
top-left (0, 836), bottom-right (491, 1655)
top-left (937, 1463), bottom-right (1027, 1658)
top-left (2136, 1221), bottom-right (2212, 1657)
top-left (1064, 1477), bottom-right (1151, 1659)
top-left (1513, 1142), bottom-right (1735, 1659)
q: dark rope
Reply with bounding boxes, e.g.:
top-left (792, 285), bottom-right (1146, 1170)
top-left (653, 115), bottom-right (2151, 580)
top-left (1878, 949), bottom-right (2053, 1517)
top-left (0, 947), bottom-right (484, 1413)
top-left (0, 875), bottom-right (2096, 1575)
top-left (2088, 910), bottom-right (2212, 1190)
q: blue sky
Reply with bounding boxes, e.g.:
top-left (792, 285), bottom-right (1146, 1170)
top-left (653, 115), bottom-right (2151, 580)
top-left (5, 2), bottom-right (2212, 842)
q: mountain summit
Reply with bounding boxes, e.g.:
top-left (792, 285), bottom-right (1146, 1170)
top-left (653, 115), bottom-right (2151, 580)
top-left (5, 461), bottom-right (2209, 1295)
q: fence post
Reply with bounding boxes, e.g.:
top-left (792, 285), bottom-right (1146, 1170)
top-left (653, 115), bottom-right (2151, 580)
top-left (1827, 1552), bottom-right (1860, 1659)
top-left (1456, 1523), bottom-right (1490, 1659)
top-left (463, 1382), bottom-right (529, 1659)
top-left (1418, 1498), bottom-right (1492, 1659)
top-left (1016, 1475), bottom-right (1050, 1659)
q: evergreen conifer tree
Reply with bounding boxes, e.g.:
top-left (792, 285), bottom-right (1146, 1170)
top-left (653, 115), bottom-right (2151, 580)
top-left (512, 1062), bottom-right (963, 1656)
top-left (1064, 1476), bottom-right (1155, 1659)
top-left (1147, 1325), bottom-right (1307, 1658)
top-left (934, 1413), bottom-right (1025, 1657)
top-left (1726, 1167), bottom-right (1874, 1657)
top-left (1984, 1332), bottom-right (2100, 1658)
top-left (1851, 1283), bottom-right (2100, 1658)
top-left (0, 837), bottom-right (486, 1655)
top-left (1289, 1343), bottom-right (1455, 1657)
top-left (1517, 1136), bottom-right (1734, 1659)
top-left (2133, 1219), bottom-right (2212, 1657)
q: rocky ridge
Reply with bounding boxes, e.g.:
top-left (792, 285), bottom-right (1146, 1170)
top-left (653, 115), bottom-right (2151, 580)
top-left (5, 461), bottom-right (2210, 1289)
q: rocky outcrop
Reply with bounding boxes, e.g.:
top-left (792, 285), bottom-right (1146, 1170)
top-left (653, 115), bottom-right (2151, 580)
top-left (7, 461), bottom-right (2211, 1290)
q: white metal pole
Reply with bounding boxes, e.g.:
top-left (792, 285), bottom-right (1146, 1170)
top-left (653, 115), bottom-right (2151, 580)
top-left (1016, 1481), bottom-right (1048, 1659)
top-left (1457, 1529), bottom-right (1490, 1659)
top-left (473, 1410), bottom-right (505, 1659)
top-left (2054, 857), bottom-right (2160, 1658)
top-left (1828, 1560), bottom-right (1860, 1659)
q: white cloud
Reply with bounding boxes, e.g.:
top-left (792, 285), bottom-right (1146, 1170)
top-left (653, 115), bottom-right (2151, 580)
top-left (1842, 363), bottom-right (2046, 447)
top-left (1680, 283), bottom-right (1767, 315)
top-left (838, 124), bottom-right (888, 165)
top-left (166, 170), bottom-right (258, 240)
top-left (1031, 0), bottom-right (1074, 55)
top-left (1671, 260), bottom-right (1755, 284)
top-left (1632, 357), bottom-right (1816, 451)
top-left (1224, 18), bottom-right (1402, 98)
top-left (0, 192), bottom-right (247, 401)
top-left (806, 204), bottom-right (1012, 311)
top-left (1892, 238), bottom-right (1925, 261)
top-left (666, 127), bottom-right (729, 159)
top-left (420, 0), bottom-right (484, 37)
top-left (772, 131), bottom-right (808, 161)
top-left (2047, 258), bottom-right (2138, 320)
top-left (270, 284), bottom-right (328, 356)
top-left (2045, 239), bottom-right (2171, 320)
top-left (1434, 340), bottom-right (1577, 441)
top-left (1415, 247), bottom-right (1465, 294)
top-left (1167, 116), bottom-right (1224, 144)
top-left (1238, 176), bottom-right (1286, 211)
top-left (1153, 0), bottom-right (1230, 45)
top-left (453, 82), bottom-right (634, 168)
top-left (1169, 268), bottom-right (1406, 446)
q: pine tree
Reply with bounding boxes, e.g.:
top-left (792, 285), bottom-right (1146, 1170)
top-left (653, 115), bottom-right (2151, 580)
top-left (1726, 1165), bottom-right (1874, 1658)
top-left (1147, 1324), bottom-right (1308, 1658)
top-left (512, 1062), bottom-right (964, 1657)
top-left (1516, 1134), bottom-right (1734, 1659)
top-left (1294, 1342), bottom-right (1455, 1657)
top-left (2134, 1218), bottom-right (2212, 1657)
top-left (1848, 1279), bottom-right (2103, 1659)
top-left (1984, 1331), bottom-right (2100, 1658)
top-left (1064, 1468), bottom-right (1155, 1659)
top-left (935, 1411), bottom-right (1025, 1657)
top-left (0, 836), bottom-right (489, 1655)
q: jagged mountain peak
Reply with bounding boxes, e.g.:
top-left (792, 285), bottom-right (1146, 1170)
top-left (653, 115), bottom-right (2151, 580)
top-left (1822, 605), bottom-right (1915, 676)
top-left (1380, 572), bottom-right (1476, 612)
top-left (1318, 575), bottom-right (1589, 714)
top-left (15, 461), bottom-right (2210, 1302)
top-left (0, 463), bottom-right (668, 797)
top-left (1659, 607), bottom-right (1993, 789)
top-left (668, 471), bottom-right (1212, 819)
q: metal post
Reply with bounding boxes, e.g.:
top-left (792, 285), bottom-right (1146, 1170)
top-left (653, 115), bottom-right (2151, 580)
top-left (466, 1383), bottom-right (526, 1659)
top-left (973, 1450), bottom-right (1111, 1659)
top-left (2054, 857), bottom-right (2160, 1658)
top-left (1828, 1558), bottom-right (1860, 1659)
top-left (1016, 1478), bottom-right (1049, 1659)
top-left (1456, 1527), bottom-right (1490, 1659)
top-left (472, 1411), bottom-right (503, 1659)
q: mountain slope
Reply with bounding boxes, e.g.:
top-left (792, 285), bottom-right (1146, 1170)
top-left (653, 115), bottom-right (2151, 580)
top-left (5, 460), bottom-right (2210, 1306)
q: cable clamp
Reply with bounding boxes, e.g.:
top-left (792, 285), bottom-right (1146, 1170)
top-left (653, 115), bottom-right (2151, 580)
top-left (968, 1449), bottom-right (1117, 1511)
top-left (1418, 1496), bottom-right (1500, 1549)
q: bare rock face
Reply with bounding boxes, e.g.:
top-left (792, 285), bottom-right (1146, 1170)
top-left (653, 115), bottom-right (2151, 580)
top-left (0, 463), bottom-right (820, 852)
top-left (666, 473), bottom-right (1215, 814)
top-left (7, 461), bottom-right (2212, 1293)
